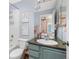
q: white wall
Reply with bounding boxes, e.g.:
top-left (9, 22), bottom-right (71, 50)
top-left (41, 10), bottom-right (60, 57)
top-left (9, 7), bottom-right (20, 47)
top-left (13, 10), bottom-right (20, 40)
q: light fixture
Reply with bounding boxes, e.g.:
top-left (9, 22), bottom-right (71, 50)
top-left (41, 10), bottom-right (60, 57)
top-left (37, 0), bottom-right (40, 2)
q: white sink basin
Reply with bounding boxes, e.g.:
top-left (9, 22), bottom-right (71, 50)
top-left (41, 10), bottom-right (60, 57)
top-left (37, 39), bottom-right (58, 46)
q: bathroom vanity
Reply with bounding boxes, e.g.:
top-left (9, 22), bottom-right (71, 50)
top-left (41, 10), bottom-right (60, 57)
top-left (28, 39), bottom-right (66, 59)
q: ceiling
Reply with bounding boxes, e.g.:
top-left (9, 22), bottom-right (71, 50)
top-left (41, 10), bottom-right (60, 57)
top-left (10, 0), bottom-right (36, 11)
top-left (9, 0), bottom-right (22, 4)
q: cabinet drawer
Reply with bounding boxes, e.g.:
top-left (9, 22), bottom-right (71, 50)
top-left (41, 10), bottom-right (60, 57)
top-left (43, 49), bottom-right (66, 59)
top-left (29, 44), bottom-right (40, 51)
top-left (29, 56), bottom-right (39, 59)
top-left (29, 50), bottom-right (40, 58)
top-left (42, 47), bottom-right (66, 53)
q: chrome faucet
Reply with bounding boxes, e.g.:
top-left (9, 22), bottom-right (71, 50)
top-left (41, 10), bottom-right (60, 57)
top-left (44, 34), bottom-right (49, 40)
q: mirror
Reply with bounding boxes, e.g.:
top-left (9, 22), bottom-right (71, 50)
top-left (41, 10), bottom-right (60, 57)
top-left (39, 13), bottom-right (55, 39)
top-left (40, 14), bottom-right (54, 33)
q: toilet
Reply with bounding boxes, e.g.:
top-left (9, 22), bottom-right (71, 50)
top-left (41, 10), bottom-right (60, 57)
top-left (10, 38), bottom-right (29, 59)
top-left (10, 48), bottom-right (23, 59)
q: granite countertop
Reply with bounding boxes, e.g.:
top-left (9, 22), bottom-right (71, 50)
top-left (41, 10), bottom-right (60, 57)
top-left (28, 38), bottom-right (66, 51)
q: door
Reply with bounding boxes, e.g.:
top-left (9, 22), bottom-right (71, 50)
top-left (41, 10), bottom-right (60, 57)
top-left (42, 49), bottom-right (66, 59)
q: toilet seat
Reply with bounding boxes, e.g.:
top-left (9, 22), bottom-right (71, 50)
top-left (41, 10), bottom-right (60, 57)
top-left (10, 48), bottom-right (24, 58)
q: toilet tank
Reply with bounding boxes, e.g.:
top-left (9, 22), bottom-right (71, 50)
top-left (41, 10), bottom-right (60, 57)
top-left (18, 38), bottom-right (29, 49)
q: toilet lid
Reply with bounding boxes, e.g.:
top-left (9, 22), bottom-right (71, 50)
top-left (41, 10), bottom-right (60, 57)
top-left (10, 48), bottom-right (23, 58)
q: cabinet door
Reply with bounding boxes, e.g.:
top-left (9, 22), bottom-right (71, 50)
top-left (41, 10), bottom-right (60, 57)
top-left (42, 49), bottom-right (66, 59)
top-left (29, 56), bottom-right (38, 59)
top-left (29, 56), bottom-right (35, 59)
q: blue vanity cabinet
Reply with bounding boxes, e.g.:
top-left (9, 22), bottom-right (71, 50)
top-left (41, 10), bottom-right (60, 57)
top-left (29, 56), bottom-right (36, 59)
top-left (29, 44), bottom-right (66, 59)
top-left (29, 44), bottom-right (40, 59)
top-left (29, 56), bottom-right (39, 59)
top-left (41, 47), bottom-right (66, 59)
